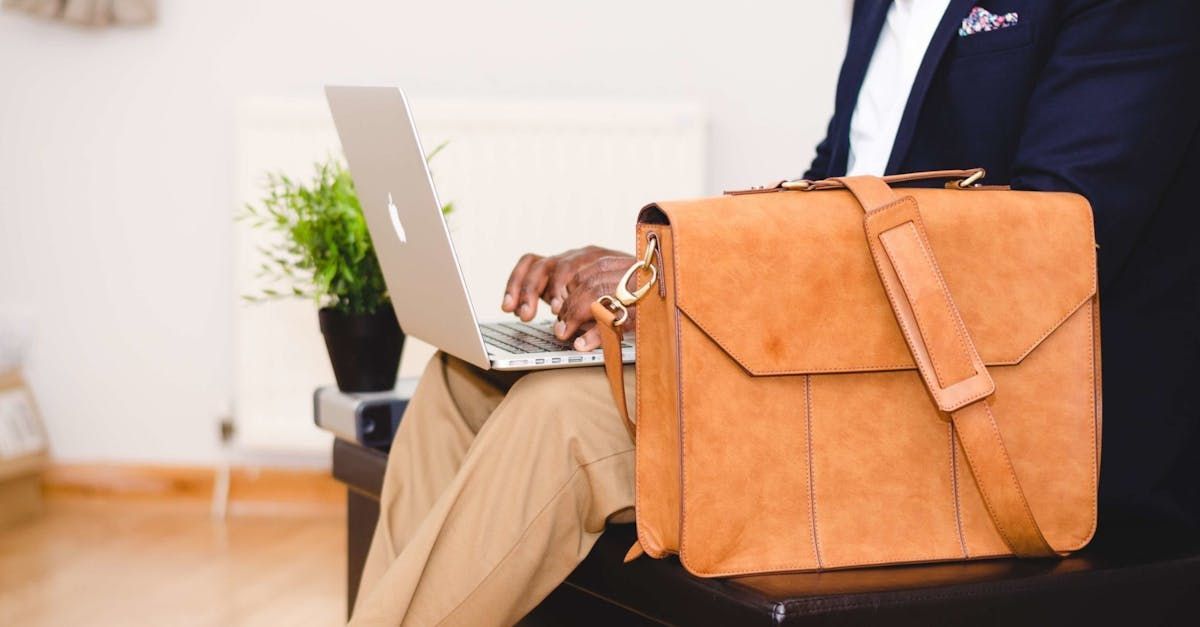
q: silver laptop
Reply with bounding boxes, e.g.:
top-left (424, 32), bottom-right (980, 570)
top-left (325, 86), bottom-right (635, 371)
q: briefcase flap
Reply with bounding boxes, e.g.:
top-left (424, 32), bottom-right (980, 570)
top-left (642, 187), bottom-right (1096, 376)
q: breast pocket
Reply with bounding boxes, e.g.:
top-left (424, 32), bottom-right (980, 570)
top-left (951, 21), bottom-right (1034, 58)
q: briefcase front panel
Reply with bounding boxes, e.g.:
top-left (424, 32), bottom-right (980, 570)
top-left (633, 186), bottom-right (1099, 577)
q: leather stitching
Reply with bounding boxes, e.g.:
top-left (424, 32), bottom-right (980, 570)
top-left (669, 191), bottom-right (1098, 374)
top-left (869, 202), bottom-right (997, 412)
top-left (677, 314), bottom-right (825, 576)
top-left (674, 310), bottom-right (1074, 572)
top-left (806, 375), bottom-right (823, 568)
top-left (863, 201), bottom-right (945, 413)
top-left (633, 223), bottom-right (666, 558)
top-left (669, 217), bottom-right (696, 569)
top-left (978, 401), bottom-right (1054, 554)
top-left (675, 304), bottom-right (915, 373)
top-left (677, 308), bottom-right (694, 566)
top-left (674, 290), bottom-right (1096, 374)
top-left (868, 199), bottom-right (1048, 555)
top-left (940, 380), bottom-right (995, 410)
top-left (885, 229), bottom-right (957, 389)
top-left (674, 313), bottom-right (1008, 573)
top-left (634, 224), bottom-right (648, 555)
top-left (882, 222), bottom-right (976, 391)
top-left (1077, 300), bottom-right (1099, 547)
top-left (952, 409), bottom-right (1022, 552)
top-left (910, 218), bottom-right (982, 387)
top-left (682, 549), bottom-right (971, 578)
top-left (673, 305), bottom-right (685, 554)
top-left (950, 422), bottom-right (968, 558)
top-left (677, 270), bottom-right (993, 573)
top-left (672, 327), bottom-right (1092, 574)
top-left (953, 304), bottom-right (1100, 554)
top-left (1002, 294), bottom-right (1094, 366)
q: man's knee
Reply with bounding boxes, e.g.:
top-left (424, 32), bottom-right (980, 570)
top-left (494, 367), bottom-right (621, 440)
top-left (502, 368), bottom-right (578, 417)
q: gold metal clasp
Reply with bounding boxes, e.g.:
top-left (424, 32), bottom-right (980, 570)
top-left (614, 236), bottom-right (659, 306)
top-left (596, 295), bottom-right (629, 326)
top-left (595, 236), bottom-right (660, 327)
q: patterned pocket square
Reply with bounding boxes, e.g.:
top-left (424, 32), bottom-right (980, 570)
top-left (959, 6), bottom-right (1019, 36)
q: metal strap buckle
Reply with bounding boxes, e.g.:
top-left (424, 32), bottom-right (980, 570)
top-left (614, 236), bottom-right (658, 307)
top-left (597, 236), bottom-right (659, 327)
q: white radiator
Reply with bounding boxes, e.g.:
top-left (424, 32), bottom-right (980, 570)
top-left (232, 96), bottom-right (706, 454)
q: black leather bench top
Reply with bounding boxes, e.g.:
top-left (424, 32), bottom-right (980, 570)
top-left (333, 439), bottom-right (1200, 626)
top-left (571, 522), bottom-right (1199, 626)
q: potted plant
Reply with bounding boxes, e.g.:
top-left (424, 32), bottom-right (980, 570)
top-left (241, 152), bottom-right (452, 392)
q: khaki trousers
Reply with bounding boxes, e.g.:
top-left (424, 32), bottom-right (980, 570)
top-left (350, 353), bottom-right (636, 626)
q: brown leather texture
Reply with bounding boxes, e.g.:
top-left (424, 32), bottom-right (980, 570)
top-left (622, 173), bottom-right (1100, 578)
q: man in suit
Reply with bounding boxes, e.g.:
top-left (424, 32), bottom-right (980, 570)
top-left (803, 0), bottom-right (1200, 531)
top-left (352, 2), bottom-right (1200, 624)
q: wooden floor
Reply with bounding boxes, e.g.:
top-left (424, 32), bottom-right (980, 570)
top-left (0, 496), bottom-right (346, 626)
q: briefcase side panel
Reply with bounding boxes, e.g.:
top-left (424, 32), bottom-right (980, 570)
top-left (633, 223), bottom-right (682, 557)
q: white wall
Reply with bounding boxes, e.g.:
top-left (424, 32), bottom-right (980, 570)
top-left (0, 0), bottom-right (849, 465)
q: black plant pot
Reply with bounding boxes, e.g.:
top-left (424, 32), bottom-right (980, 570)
top-left (318, 306), bottom-right (405, 393)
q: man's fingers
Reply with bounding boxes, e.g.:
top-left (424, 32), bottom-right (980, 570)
top-left (506, 247), bottom-right (633, 323)
top-left (573, 325), bottom-right (601, 352)
top-left (547, 262), bottom-right (575, 314)
top-left (547, 267), bottom-right (574, 314)
top-left (549, 290), bottom-right (567, 315)
top-left (503, 253), bottom-right (541, 312)
top-left (555, 282), bottom-right (598, 339)
top-left (548, 248), bottom-right (600, 312)
top-left (517, 258), bottom-right (554, 321)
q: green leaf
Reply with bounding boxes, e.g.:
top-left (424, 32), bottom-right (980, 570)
top-left (237, 153), bottom-right (458, 311)
top-left (425, 140), bottom-right (450, 163)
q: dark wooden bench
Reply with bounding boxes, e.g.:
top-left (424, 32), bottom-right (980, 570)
top-left (333, 438), bottom-right (1200, 626)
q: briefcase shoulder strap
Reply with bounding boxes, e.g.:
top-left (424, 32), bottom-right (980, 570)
top-left (592, 300), bottom-right (636, 441)
top-left (835, 175), bottom-right (1059, 558)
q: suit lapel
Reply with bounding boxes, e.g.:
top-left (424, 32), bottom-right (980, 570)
top-left (828, 0), bottom-right (891, 176)
top-left (883, 0), bottom-right (977, 173)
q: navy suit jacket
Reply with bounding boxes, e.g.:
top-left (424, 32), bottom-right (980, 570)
top-left (806, 0), bottom-right (1200, 530)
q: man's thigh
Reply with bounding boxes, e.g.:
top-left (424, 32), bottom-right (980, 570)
top-left (440, 353), bottom-right (525, 434)
top-left (484, 361), bottom-right (636, 462)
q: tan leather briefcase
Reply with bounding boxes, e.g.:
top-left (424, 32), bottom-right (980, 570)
top-left (593, 169), bottom-right (1100, 577)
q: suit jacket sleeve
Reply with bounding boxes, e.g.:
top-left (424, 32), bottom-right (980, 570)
top-left (1008, 0), bottom-right (1200, 287)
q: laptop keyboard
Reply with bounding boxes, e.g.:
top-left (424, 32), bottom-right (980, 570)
top-left (481, 321), bottom-right (576, 354)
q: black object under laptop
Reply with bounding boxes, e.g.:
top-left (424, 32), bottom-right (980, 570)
top-left (313, 378), bottom-right (417, 451)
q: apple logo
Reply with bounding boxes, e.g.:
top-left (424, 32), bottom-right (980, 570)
top-left (387, 192), bottom-right (407, 243)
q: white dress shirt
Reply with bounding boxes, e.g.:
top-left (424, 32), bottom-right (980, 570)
top-left (846, 0), bottom-right (951, 176)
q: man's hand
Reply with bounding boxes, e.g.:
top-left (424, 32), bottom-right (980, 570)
top-left (555, 254), bottom-right (639, 351)
top-left (501, 247), bottom-right (635, 351)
